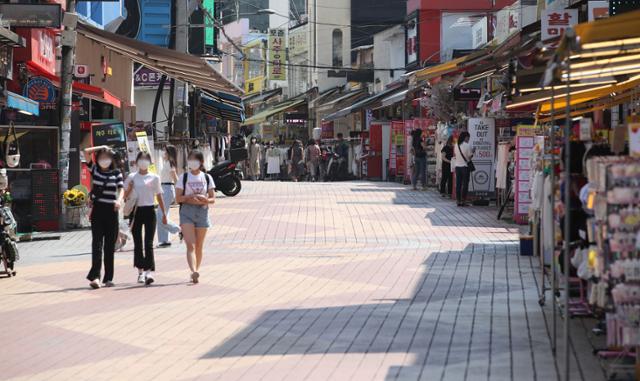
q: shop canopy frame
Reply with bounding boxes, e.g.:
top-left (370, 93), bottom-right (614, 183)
top-left (315, 88), bottom-right (369, 110)
top-left (76, 21), bottom-right (242, 97)
top-left (322, 85), bottom-right (404, 121)
top-left (241, 99), bottom-right (306, 126)
top-left (200, 90), bottom-right (245, 122)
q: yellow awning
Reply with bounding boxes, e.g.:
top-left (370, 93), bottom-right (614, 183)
top-left (574, 9), bottom-right (640, 46)
top-left (415, 56), bottom-right (467, 81)
top-left (539, 75), bottom-right (640, 113)
top-left (241, 99), bottom-right (306, 126)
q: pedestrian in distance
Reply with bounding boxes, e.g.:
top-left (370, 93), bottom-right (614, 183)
top-left (305, 139), bottom-right (321, 182)
top-left (247, 136), bottom-right (261, 181)
top-left (410, 129), bottom-right (427, 190)
top-left (124, 152), bottom-right (167, 286)
top-left (440, 136), bottom-right (454, 197)
top-left (289, 140), bottom-right (305, 182)
top-left (84, 145), bottom-right (124, 289)
top-left (454, 131), bottom-right (475, 207)
top-left (157, 145), bottom-right (179, 248)
top-left (175, 150), bottom-right (216, 284)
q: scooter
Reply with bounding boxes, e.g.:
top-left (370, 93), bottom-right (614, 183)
top-left (208, 160), bottom-right (242, 197)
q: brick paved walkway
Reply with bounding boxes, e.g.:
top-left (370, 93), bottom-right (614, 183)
top-left (3, 181), bottom-right (598, 380)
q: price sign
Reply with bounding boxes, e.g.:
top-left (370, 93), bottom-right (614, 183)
top-left (467, 118), bottom-right (496, 195)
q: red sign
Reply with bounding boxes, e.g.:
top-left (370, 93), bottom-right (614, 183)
top-left (14, 28), bottom-right (57, 75)
top-left (321, 121), bottom-right (334, 139)
top-left (542, 9), bottom-right (578, 41)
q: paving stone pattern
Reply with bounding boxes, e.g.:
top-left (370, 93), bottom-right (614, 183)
top-left (3, 181), bottom-right (597, 380)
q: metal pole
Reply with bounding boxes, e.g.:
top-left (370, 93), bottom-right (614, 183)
top-left (550, 86), bottom-right (557, 355)
top-left (59, 0), bottom-right (77, 193)
top-left (562, 41), bottom-right (573, 381)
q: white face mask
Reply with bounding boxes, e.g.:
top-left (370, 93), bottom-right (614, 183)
top-left (137, 159), bottom-right (150, 170)
top-left (188, 160), bottom-right (201, 171)
top-left (98, 159), bottom-right (112, 169)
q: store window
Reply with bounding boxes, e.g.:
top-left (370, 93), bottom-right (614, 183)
top-left (332, 29), bottom-right (343, 67)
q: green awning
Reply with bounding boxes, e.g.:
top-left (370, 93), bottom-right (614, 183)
top-left (241, 99), bottom-right (306, 126)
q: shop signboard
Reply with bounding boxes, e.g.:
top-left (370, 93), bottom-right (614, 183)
top-left (284, 113), bottom-right (307, 125)
top-left (542, 8), bottom-right (578, 41)
top-left (467, 118), bottom-right (496, 196)
top-left (74, 64), bottom-right (90, 79)
top-left (628, 116), bottom-right (640, 158)
top-left (24, 77), bottom-right (58, 111)
top-left (92, 122), bottom-right (128, 171)
top-left (268, 29), bottom-right (286, 81)
top-left (471, 17), bottom-right (488, 49)
top-left (134, 67), bottom-right (164, 88)
top-left (405, 13), bottom-right (418, 66)
top-left (288, 24), bottom-right (308, 57)
top-left (515, 125), bottom-right (535, 223)
top-left (588, 1), bottom-right (610, 20)
top-left (321, 121), bottom-right (334, 139)
top-left (0, 4), bottom-right (62, 28)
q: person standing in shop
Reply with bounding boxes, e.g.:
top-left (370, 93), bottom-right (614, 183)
top-left (124, 152), bottom-right (167, 286)
top-left (247, 136), bottom-right (261, 181)
top-left (176, 150), bottom-right (216, 284)
top-left (305, 139), bottom-right (321, 182)
top-left (157, 145), bottom-right (179, 248)
top-left (411, 129), bottom-right (427, 190)
top-left (440, 136), bottom-right (454, 197)
top-left (84, 146), bottom-right (124, 289)
top-left (454, 131), bottom-right (474, 207)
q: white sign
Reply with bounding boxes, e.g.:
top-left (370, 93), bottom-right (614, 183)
top-left (542, 8), bottom-right (578, 41)
top-left (288, 24), bottom-right (308, 57)
top-left (472, 17), bottom-right (487, 49)
top-left (546, 0), bottom-right (569, 10)
top-left (73, 64), bottom-right (89, 78)
top-left (580, 117), bottom-right (593, 141)
top-left (467, 117), bottom-right (496, 194)
top-left (588, 0), bottom-right (610, 21)
top-left (495, 1), bottom-right (520, 44)
top-left (629, 122), bottom-right (640, 158)
top-left (406, 15), bottom-right (418, 65)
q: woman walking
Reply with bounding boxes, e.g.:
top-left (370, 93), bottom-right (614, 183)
top-left (125, 152), bottom-right (167, 285)
top-left (247, 136), bottom-right (261, 181)
top-left (85, 145), bottom-right (124, 289)
top-left (157, 145), bottom-right (179, 248)
top-left (305, 139), bottom-right (321, 182)
top-left (454, 131), bottom-right (474, 207)
top-left (289, 140), bottom-right (304, 182)
top-left (175, 150), bottom-right (215, 284)
top-left (440, 136), bottom-right (454, 197)
top-left (411, 129), bottom-right (427, 190)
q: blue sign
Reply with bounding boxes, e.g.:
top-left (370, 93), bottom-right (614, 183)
top-left (23, 77), bottom-right (57, 111)
top-left (7, 91), bottom-right (39, 116)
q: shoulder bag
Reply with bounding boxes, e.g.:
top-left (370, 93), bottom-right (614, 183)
top-left (458, 144), bottom-right (476, 172)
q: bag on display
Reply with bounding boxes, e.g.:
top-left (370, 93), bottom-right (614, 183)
top-left (4, 122), bottom-right (20, 168)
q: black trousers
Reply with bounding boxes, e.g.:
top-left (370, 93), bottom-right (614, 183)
top-left (455, 166), bottom-right (470, 204)
top-left (88, 202), bottom-right (118, 282)
top-left (132, 206), bottom-right (156, 271)
top-left (440, 163), bottom-right (452, 195)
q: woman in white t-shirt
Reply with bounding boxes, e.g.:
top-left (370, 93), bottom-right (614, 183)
top-left (175, 150), bottom-right (216, 284)
top-left (124, 152), bottom-right (167, 285)
top-left (454, 131), bottom-right (475, 207)
top-left (157, 145), bottom-right (179, 248)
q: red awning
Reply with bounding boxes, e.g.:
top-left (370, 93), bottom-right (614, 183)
top-left (26, 61), bottom-right (122, 108)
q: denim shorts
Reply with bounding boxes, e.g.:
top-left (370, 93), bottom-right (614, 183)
top-left (179, 204), bottom-right (210, 228)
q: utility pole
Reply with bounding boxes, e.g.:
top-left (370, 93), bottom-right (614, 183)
top-left (175, 0), bottom-right (189, 138)
top-left (59, 0), bottom-right (77, 193)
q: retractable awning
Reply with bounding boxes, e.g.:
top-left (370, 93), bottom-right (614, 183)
top-left (241, 99), bottom-right (306, 126)
top-left (378, 88), bottom-right (409, 108)
top-left (201, 91), bottom-right (244, 122)
top-left (322, 86), bottom-right (401, 121)
top-left (316, 89), bottom-right (368, 109)
top-left (76, 21), bottom-right (242, 96)
top-left (242, 88), bottom-right (282, 105)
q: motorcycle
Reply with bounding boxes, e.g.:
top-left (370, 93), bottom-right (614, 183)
top-left (0, 205), bottom-right (18, 277)
top-left (208, 160), bottom-right (242, 197)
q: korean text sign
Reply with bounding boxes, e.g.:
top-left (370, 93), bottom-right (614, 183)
top-left (268, 29), bottom-right (286, 81)
top-left (542, 9), bottom-right (578, 41)
top-left (467, 118), bottom-right (496, 195)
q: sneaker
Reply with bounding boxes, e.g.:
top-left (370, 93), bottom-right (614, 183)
top-left (89, 279), bottom-right (101, 289)
top-left (145, 272), bottom-right (155, 286)
top-left (158, 242), bottom-right (172, 248)
top-left (137, 273), bottom-right (146, 284)
top-left (103, 281), bottom-right (115, 288)
top-left (191, 271), bottom-right (200, 284)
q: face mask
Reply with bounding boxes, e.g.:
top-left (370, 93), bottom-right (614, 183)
top-left (137, 159), bottom-right (150, 170)
top-left (188, 160), bottom-right (201, 170)
top-left (98, 159), bottom-right (112, 169)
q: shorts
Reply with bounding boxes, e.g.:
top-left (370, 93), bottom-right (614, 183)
top-left (179, 204), bottom-right (211, 228)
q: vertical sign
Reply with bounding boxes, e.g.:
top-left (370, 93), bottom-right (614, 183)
top-left (467, 118), bottom-right (496, 195)
top-left (542, 8), bottom-right (578, 41)
top-left (628, 116), bottom-right (640, 158)
top-left (268, 29), bottom-right (286, 81)
top-left (203, 0), bottom-right (216, 47)
top-left (406, 13), bottom-right (418, 66)
top-left (472, 17), bottom-right (488, 49)
top-left (515, 125), bottom-right (535, 224)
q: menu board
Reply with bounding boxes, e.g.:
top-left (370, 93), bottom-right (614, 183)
top-left (91, 122), bottom-right (128, 171)
top-left (515, 125), bottom-right (535, 223)
top-left (467, 117), bottom-right (496, 196)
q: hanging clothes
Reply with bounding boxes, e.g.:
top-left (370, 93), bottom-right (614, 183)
top-left (542, 174), bottom-right (555, 264)
top-left (496, 143), bottom-right (510, 189)
top-left (266, 147), bottom-right (281, 175)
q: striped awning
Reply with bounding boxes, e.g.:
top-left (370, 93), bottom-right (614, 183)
top-left (201, 91), bottom-right (244, 122)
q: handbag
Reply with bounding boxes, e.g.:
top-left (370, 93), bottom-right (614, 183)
top-left (4, 122), bottom-right (20, 168)
top-left (458, 144), bottom-right (475, 172)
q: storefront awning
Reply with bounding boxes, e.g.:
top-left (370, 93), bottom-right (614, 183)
top-left (316, 89), bottom-right (368, 109)
top-left (26, 61), bottom-right (122, 108)
top-left (6, 91), bottom-right (39, 116)
top-left (322, 86), bottom-right (401, 121)
top-left (378, 88), bottom-right (409, 108)
top-left (76, 21), bottom-right (242, 96)
top-left (242, 88), bottom-right (282, 105)
top-left (0, 26), bottom-right (25, 47)
top-left (201, 91), bottom-right (245, 122)
top-left (241, 99), bottom-right (306, 126)
top-left (414, 56), bottom-right (468, 82)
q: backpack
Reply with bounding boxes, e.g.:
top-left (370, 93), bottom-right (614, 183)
top-left (179, 172), bottom-right (211, 208)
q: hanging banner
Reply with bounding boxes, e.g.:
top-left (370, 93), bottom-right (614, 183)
top-left (467, 117), bottom-right (496, 196)
top-left (134, 131), bottom-right (157, 173)
top-left (515, 125), bottom-right (535, 224)
top-left (268, 29), bottom-right (286, 81)
top-left (542, 8), bottom-right (578, 41)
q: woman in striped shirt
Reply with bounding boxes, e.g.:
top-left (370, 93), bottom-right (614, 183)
top-left (84, 145), bottom-right (124, 289)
